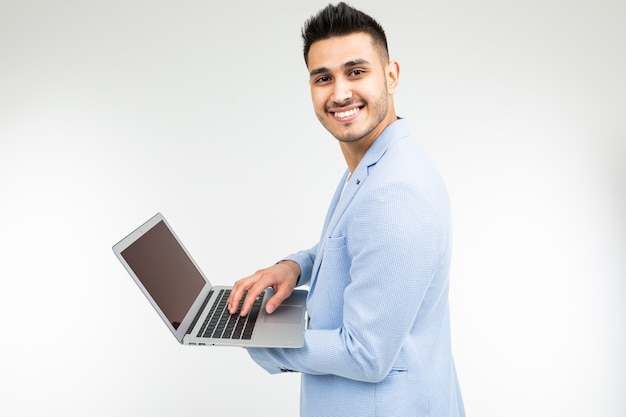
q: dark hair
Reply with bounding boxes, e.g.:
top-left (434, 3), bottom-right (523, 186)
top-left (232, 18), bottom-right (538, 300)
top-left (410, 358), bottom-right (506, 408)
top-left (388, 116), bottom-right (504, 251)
top-left (301, 2), bottom-right (389, 65)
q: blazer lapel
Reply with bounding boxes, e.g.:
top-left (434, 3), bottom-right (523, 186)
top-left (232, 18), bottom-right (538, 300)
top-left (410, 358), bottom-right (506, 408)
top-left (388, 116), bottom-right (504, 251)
top-left (324, 121), bottom-right (406, 237)
top-left (318, 170), bottom-right (350, 243)
top-left (308, 119), bottom-right (410, 290)
top-left (309, 121), bottom-right (409, 289)
top-left (308, 170), bottom-right (349, 295)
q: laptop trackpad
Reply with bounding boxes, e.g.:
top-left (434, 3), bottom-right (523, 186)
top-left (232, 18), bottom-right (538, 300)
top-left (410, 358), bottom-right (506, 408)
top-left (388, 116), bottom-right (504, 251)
top-left (263, 305), bottom-right (303, 324)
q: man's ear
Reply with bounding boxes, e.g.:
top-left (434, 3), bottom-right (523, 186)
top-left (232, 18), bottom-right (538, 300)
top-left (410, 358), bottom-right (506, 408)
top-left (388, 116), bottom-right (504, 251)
top-left (386, 60), bottom-right (400, 94)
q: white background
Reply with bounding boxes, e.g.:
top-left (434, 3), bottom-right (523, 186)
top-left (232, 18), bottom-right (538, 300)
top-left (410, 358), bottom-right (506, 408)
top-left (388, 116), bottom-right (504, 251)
top-left (1, 1), bottom-right (624, 416)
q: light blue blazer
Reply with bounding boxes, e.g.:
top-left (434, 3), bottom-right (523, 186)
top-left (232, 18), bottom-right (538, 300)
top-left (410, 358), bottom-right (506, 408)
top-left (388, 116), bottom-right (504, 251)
top-left (249, 119), bottom-right (465, 417)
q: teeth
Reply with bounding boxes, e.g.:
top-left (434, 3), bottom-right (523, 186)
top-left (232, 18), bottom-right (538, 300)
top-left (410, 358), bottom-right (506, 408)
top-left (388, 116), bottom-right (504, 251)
top-left (335, 108), bottom-right (359, 119)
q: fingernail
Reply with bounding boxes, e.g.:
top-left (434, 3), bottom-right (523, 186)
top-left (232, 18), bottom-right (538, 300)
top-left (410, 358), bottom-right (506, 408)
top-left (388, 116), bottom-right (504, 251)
top-left (266, 304), bottom-right (275, 314)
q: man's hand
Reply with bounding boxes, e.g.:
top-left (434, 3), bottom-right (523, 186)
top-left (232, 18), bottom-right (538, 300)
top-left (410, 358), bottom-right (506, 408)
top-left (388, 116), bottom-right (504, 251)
top-left (227, 260), bottom-right (301, 316)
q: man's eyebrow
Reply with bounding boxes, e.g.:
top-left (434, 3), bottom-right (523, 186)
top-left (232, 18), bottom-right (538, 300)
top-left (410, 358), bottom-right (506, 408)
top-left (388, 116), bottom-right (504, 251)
top-left (343, 58), bottom-right (370, 68)
top-left (309, 66), bottom-right (330, 77)
top-left (309, 59), bottom-right (371, 78)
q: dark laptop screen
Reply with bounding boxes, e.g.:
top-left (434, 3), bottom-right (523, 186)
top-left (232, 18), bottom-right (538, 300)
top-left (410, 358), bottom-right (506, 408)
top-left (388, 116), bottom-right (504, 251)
top-left (121, 220), bottom-right (205, 329)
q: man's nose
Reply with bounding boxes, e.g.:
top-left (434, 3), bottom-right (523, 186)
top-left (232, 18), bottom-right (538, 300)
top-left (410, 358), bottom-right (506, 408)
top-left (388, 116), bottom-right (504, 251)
top-left (331, 78), bottom-right (353, 103)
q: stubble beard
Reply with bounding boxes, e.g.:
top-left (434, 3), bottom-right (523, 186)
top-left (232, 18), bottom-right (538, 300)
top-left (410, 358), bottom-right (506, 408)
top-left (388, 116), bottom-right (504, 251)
top-left (320, 88), bottom-right (390, 144)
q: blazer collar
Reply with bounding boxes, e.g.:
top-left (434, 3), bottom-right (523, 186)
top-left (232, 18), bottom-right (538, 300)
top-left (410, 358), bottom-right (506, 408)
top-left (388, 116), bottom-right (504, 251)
top-left (322, 118), bottom-right (410, 237)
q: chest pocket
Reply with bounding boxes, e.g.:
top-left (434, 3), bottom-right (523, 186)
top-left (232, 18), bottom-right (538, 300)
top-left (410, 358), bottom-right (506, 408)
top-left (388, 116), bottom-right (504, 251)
top-left (309, 235), bottom-right (351, 328)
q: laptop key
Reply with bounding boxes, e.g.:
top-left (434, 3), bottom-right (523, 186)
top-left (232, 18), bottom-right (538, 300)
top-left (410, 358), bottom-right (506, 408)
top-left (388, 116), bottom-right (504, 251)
top-left (200, 290), bottom-right (264, 340)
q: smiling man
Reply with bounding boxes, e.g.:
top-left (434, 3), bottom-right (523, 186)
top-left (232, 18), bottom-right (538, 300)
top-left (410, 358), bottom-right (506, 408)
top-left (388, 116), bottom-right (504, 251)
top-left (228, 3), bottom-right (465, 416)
top-left (307, 31), bottom-right (399, 172)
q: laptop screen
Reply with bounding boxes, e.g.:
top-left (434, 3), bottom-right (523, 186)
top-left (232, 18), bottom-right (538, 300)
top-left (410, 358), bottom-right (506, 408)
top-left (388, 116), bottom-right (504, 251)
top-left (120, 220), bottom-right (205, 329)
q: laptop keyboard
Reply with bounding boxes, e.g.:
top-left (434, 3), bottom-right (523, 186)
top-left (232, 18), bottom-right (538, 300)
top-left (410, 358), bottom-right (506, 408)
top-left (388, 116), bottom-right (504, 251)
top-left (197, 289), bottom-right (264, 340)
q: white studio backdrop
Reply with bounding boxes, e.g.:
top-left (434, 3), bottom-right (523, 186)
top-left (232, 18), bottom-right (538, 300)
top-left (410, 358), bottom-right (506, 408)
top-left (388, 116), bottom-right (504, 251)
top-left (1, 1), bottom-right (624, 416)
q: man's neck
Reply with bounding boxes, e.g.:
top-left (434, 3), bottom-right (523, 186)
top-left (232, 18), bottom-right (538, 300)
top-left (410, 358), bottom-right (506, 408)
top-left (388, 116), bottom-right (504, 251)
top-left (339, 138), bottom-right (376, 173)
top-left (339, 114), bottom-right (398, 173)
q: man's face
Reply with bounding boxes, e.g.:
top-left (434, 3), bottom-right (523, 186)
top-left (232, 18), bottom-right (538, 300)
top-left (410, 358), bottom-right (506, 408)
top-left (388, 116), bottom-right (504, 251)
top-left (307, 32), bottom-right (398, 145)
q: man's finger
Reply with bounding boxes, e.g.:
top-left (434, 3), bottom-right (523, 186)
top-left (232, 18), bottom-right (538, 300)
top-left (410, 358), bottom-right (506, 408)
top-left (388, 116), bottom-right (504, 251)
top-left (239, 281), bottom-right (268, 316)
top-left (264, 286), bottom-right (292, 314)
top-left (228, 277), bottom-right (254, 314)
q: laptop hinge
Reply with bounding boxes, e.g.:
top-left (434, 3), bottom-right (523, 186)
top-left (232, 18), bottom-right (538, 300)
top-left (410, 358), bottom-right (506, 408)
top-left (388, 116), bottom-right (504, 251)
top-left (186, 289), bottom-right (214, 335)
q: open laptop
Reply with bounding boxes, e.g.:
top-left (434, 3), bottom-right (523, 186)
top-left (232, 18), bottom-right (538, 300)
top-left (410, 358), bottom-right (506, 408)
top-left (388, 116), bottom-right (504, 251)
top-left (113, 212), bottom-right (307, 348)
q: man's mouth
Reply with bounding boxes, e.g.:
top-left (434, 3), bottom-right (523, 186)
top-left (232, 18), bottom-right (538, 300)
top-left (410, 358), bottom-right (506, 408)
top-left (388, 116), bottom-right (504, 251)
top-left (332, 106), bottom-right (362, 120)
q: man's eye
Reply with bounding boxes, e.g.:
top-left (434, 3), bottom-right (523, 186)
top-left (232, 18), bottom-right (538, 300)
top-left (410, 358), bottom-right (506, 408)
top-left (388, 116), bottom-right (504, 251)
top-left (315, 76), bottom-right (331, 84)
top-left (350, 69), bottom-right (365, 76)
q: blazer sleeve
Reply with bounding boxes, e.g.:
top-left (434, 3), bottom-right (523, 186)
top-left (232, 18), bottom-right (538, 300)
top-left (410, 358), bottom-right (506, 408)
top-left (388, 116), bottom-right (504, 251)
top-left (248, 181), bottom-right (449, 382)
top-left (282, 243), bottom-right (317, 287)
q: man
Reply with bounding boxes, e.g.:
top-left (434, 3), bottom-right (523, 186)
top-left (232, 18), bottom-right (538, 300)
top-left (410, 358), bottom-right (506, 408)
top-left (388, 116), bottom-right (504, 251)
top-left (228, 3), bottom-right (465, 416)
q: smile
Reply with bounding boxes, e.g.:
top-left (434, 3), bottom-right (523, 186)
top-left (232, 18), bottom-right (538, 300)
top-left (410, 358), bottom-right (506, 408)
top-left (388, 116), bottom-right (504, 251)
top-left (333, 107), bottom-right (361, 120)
